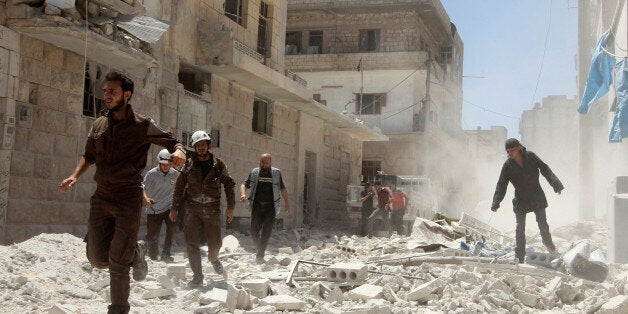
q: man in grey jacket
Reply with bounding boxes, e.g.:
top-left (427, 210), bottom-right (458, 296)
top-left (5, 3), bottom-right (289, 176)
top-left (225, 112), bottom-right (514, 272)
top-left (142, 149), bottom-right (179, 262)
top-left (240, 153), bottom-right (291, 264)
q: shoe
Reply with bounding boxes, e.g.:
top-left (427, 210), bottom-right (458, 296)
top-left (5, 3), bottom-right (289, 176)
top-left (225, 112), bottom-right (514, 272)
top-left (132, 240), bottom-right (148, 281)
top-left (160, 253), bottom-right (174, 263)
top-left (514, 256), bottom-right (524, 264)
top-left (255, 257), bottom-right (266, 265)
top-left (187, 275), bottom-right (204, 288)
top-left (107, 304), bottom-right (130, 314)
top-left (211, 260), bottom-right (224, 274)
top-left (546, 244), bottom-right (557, 254)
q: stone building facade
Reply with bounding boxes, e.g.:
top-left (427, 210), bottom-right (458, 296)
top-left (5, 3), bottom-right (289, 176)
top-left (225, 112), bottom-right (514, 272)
top-left (0, 0), bottom-right (385, 244)
top-left (285, 0), bottom-right (471, 212)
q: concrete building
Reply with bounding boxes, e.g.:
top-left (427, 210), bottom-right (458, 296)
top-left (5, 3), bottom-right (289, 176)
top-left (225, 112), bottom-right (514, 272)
top-left (0, 0), bottom-right (385, 244)
top-left (519, 95), bottom-right (580, 226)
top-left (285, 0), bottom-right (471, 212)
top-left (577, 0), bottom-right (627, 263)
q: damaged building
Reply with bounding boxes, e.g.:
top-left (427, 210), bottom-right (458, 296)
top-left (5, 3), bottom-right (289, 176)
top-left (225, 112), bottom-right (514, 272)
top-left (284, 0), bottom-right (504, 213)
top-left (0, 0), bottom-right (386, 244)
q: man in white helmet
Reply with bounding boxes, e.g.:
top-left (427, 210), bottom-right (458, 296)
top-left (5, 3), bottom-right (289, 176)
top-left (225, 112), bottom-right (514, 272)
top-left (170, 130), bottom-right (235, 288)
top-left (142, 149), bottom-right (179, 262)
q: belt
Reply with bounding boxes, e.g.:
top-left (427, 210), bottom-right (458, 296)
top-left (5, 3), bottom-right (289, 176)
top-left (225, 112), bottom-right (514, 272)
top-left (189, 195), bottom-right (218, 205)
top-left (254, 201), bottom-right (274, 206)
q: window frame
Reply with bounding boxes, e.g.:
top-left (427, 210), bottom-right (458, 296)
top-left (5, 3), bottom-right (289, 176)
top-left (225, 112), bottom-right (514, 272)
top-left (356, 93), bottom-right (386, 115)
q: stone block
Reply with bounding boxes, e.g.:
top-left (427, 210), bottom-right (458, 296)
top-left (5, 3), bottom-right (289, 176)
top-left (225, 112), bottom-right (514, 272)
top-left (199, 288), bottom-right (228, 305)
top-left (55, 134), bottom-right (77, 157)
top-left (33, 154), bottom-right (53, 179)
top-left (50, 67), bottom-right (71, 91)
top-left (240, 278), bottom-right (270, 298)
top-left (63, 51), bottom-right (84, 74)
top-left (157, 275), bottom-right (175, 289)
top-left (599, 295), bottom-right (628, 314)
top-left (46, 110), bottom-right (67, 134)
top-left (36, 85), bottom-right (60, 110)
top-left (166, 263), bottom-right (187, 280)
top-left (347, 284), bottom-right (383, 301)
top-left (9, 149), bottom-right (34, 176)
top-left (142, 288), bottom-right (176, 299)
top-left (7, 4), bottom-right (35, 19)
top-left (226, 284), bottom-right (252, 311)
top-left (193, 302), bottom-right (221, 314)
top-left (42, 43), bottom-right (64, 68)
top-left (328, 262), bottom-right (367, 282)
top-left (488, 279), bottom-right (511, 294)
top-left (0, 48), bottom-right (9, 74)
top-left (259, 295), bottom-right (305, 311)
top-left (220, 234), bottom-right (240, 253)
top-left (0, 26), bottom-right (20, 52)
top-left (514, 290), bottom-right (539, 308)
top-left (28, 129), bottom-right (55, 154)
top-left (406, 278), bottom-right (445, 302)
top-left (278, 246), bottom-right (293, 254)
top-left (45, 0), bottom-right (76, 9)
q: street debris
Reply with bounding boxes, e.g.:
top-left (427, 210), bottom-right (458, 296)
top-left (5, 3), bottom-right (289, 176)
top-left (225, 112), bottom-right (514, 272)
top-left (0, 218), bottom-right (626, 313)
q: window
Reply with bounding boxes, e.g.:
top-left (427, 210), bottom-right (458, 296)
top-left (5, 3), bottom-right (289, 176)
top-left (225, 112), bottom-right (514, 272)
top-left (257, 2), bottom-right (271, 57)
top-left (359, 29), bottom-right (380, 52)
top-left (225, 0), bottom-right (246, 27)
top-left (252, 97), bottom-right (272, 135)
top-left (356, 93), bottom-right (386, 115)
top-left (181, 131), bottom-right (192, 148)
top-left (361, 160), bottom-right (381, 183)
top-left (285, 31), bottom-right (302, 54)
top-left (82, 64), bottom-right (105, 118)
top-left (308, 31), bottom-right (323, 54)
top-left (210, 129), bottom-right (220, 148)
top-left (313, 94), bottom-right (326, 106)
top-left (178, 64), bottom-right (211, 95)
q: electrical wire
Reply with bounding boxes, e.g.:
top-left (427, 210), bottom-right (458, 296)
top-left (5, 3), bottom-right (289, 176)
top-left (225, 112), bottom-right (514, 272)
top-left (531, 0), bottom-right (553, 106)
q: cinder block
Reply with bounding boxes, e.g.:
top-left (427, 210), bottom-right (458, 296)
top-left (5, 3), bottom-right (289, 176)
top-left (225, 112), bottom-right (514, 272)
top-left (327, 262), bottom-right (367, 282)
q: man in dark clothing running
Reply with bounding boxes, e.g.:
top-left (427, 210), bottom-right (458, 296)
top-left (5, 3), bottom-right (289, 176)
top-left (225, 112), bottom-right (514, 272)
top-left (491, 138), bottom-right (564, 263)
top-left (59, 71), bottom-right (186, 314)
top-left (240, 153), bottom-right (291, 264)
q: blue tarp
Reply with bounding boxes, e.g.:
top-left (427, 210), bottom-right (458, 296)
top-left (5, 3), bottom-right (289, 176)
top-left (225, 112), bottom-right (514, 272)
top-left (578, 31), bottom-right (615, 115)
top-left (609, 59), bottom-right (628, 142)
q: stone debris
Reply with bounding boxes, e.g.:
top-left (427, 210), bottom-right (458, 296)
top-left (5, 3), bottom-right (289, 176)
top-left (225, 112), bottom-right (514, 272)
top-left (0, 221), bottom-right (626, 313)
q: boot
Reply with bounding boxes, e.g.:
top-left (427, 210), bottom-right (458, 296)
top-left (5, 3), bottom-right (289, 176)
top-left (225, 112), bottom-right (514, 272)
top-left (132, 240), bottom-right (148, 281)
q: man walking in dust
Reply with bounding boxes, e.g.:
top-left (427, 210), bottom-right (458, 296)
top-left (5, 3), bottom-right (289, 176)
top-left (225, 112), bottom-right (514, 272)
top-left (491, 138), bottom-right (563, 263)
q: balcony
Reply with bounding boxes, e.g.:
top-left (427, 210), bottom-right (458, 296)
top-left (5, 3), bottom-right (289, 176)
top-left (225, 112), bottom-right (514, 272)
top-left (286, 51), bottom-right (429, 72)
top-left (6, 1), bottom-right (157, 74)
top-left (196, 25), bottom-right (386, 141)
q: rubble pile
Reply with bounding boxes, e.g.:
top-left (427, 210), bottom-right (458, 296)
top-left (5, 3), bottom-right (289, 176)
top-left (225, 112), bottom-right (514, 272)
top-left (1, 220), bottom-right (628, 313)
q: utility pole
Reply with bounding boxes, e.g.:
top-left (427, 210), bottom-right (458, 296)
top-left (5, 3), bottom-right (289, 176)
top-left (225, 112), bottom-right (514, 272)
top-left (358, 57), bottom-right (364, 116)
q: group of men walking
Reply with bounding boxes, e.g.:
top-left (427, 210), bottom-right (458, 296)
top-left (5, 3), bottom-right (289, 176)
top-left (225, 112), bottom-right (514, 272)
top-left (57, 71), bottom-right (564, 314)
top-left (58, 72), bottom-right (290, 314)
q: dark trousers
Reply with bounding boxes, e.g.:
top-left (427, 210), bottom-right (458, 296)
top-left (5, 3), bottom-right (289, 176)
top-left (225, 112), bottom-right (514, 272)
top-left (390, 210), bottom-right (405, 235)
top-left (514, 207), bottom-right (555, 261)
top-left (87, 191), bottom-right (142, 310)
top-left (146, 211), bottom-right (177, 259)
top-left (184, 204), bottom-right (222, 278)
top-left (360, 208), bottom-right (374, 236)
top-left (251, 203), bottom-right (276, 258)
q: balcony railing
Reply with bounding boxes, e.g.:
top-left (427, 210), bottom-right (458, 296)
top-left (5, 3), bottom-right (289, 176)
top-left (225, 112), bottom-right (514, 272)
top-left (234, 39), bottom-right (308, 87)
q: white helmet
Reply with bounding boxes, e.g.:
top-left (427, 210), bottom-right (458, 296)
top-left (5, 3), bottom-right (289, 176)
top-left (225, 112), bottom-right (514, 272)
top-left (157, 149), bottom-right (171, 164)
top-left (191, 130), bottom-right (211, 147)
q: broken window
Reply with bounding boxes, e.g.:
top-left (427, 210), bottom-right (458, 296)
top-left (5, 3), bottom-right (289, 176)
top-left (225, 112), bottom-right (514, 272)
top-left (285, 31), bottom-right (302, 54)
top-left (82, 64), bottom-right (105, 118)
top-left (257, 2), bottom-right (272, 57)
top-left (181, 131), bottom-right (192, 148)
top-left (356, 93), bottom-right (386, 115)
top-left (308, 31), bottom-right (323, 54)
top-left (225, 0), bottom-right (247, 27)
top-left (178, 64), bottom-right (211, 95)
top-left (359, 29), bottom-right (380, 52)
top-left (361, 160), bottom-right (382, 183)
top-left (252, 97), bottom-right (272, 135)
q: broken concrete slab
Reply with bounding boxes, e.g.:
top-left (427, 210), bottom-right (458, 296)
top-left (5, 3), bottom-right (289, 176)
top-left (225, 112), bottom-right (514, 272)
top-left (157, 275), bottom-right (175, 290)
top-left (226, 284), bottom-right (251, 311)
top-left (259, 295), bottom-right (306, 311)
top-left (406, 278), bottom-right (445, 302)
top-left (599, 295), bottom-right (628, 313)
top-left (514, 289), bottom-right (540, 308)
top-left (142, 288), bottom-right (176, 300)
top-left (199, 288), bottom-right (228, 305)
top-left (240, 278), bottom-right (271, 298)
top-left (166, 263), bottom-right (187, 280)
top-left (48, 303), bottom-right (80, 314)
top-left (347, 284), bottom-right (384, 301)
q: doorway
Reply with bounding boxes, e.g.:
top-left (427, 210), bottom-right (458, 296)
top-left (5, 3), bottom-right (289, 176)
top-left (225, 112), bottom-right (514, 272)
top-left (303, 151), bottom-right (317, 225)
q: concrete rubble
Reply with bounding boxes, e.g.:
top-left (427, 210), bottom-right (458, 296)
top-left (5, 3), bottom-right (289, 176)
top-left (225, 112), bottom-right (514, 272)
top-left (0, 220), bottom-right (626, 313)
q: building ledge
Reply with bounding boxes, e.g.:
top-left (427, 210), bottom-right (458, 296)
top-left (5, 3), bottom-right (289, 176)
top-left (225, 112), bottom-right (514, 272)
top-left (8, 18), bottom-right (157, 74)
top-left (286, 51), bottom-right (429, 72)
